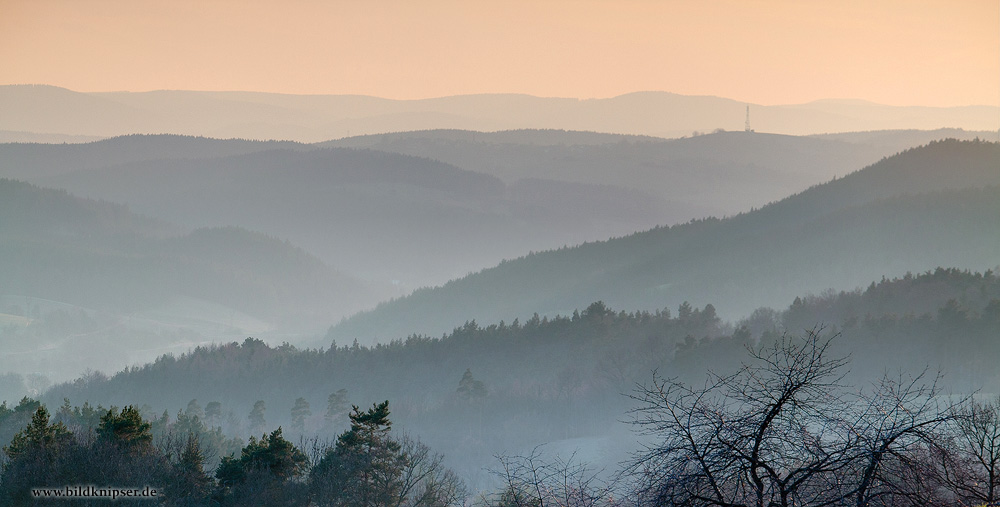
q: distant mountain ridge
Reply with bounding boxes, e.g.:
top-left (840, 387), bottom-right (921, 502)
top-left (326, 139), bottom-right (1000, 342)
top-left (322, 129), bottom-right (895, 217)
top-left (0, 134), bottom-right (305, 180)
top-left (2, 85), bottom-right (996, 142)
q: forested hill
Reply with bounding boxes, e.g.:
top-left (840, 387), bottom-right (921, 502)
top-left (328, 139), bottom-right (1000, 342)
top-left (38, 268), bottom-right (1000, 480)
top-left (53, 268), bottom-right (999, 413)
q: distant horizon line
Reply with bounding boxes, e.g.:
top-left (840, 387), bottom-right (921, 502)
top-left (4, 83), bottom-right (997, 109)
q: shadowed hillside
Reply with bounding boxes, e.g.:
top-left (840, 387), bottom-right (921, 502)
top-left (327, 139), bottom-right (1000, 342)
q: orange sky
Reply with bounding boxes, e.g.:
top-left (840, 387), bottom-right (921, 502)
top-left (1, 0), bottom-right (997, 106)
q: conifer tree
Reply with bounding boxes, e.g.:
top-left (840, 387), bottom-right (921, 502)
top-left (248, 400), bottom-right (266, 435)
top-left (169, 433), bottom-right (213, 504)
top-left (290, 397), bottom-right (311, 434)
top-left (97, 406), bottom-right (152, 451)
top-left (325, 389), bottom-right (349, 426)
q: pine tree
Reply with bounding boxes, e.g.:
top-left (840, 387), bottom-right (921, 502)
top-left (97, 406), bottom-right (152, 452)
top-left (1, 407), bottom-right (74, 503)
top-left (310, 401), bottom-right (464, 506)
top-left (325, 389), bottom-right (349, 426)
top-left (169, 433), bottom-right (212, 503)
top-left (456, 369), bottom-right (487, 401)
top-left (290, 397), bottom-right (311, 435)
top-left (3, 406), bottom-right (72, 461)
top-left (185, 399), bottom-right (204, 420)
top-left (311, 401), bottom-right (404, 506)
top-left (204, 401), bottom-right (222, 427)
top-left (217, 427), bottom-right (308, 484)
top-left (248, 400), bottom-right (266, 435)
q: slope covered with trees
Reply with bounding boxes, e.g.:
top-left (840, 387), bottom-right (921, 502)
top-left (31, 268), bottom-right (1000, 489)
top-left (329, 139), bottom-right (1000, 341)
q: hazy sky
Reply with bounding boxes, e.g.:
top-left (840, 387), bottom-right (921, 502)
top-left (1, 0), bottom-right (997, 106)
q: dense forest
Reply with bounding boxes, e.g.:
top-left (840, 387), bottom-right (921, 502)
top-left (0, 132), bottom-right (995, 505)
top-left (0, 268), bottom-right (987, 500)
top-left (2, 265), bottom-right (998, 504)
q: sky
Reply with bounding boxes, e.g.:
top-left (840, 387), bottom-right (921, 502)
top-left (0, 0), bottom-right (997, 106)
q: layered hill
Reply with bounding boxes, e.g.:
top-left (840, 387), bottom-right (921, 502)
top-left (324, 129), bottom-right (893, 217)
top-left (0, 179), bottom-right (369, 380)
top-left (0, 134), bottom-right (304, 180)
top-left (5, 131), bottom-right (941, 288)
top-left (327, 139), bottom-right (1000, 342)
top-left (19, 142), bottom-right (676, 286)
top-left (3, 85), bottom-right (997, 141)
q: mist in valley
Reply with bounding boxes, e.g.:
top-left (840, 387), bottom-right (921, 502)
top-left (1, 1), bottom-right (999, 505)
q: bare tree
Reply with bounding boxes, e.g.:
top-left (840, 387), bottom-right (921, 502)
top-left (927, 395), bottom-right (1000, 506)
top-left (845, 370), bottom-right (955, 507)
top-left (485, 447), bottom-right (622, 507)
top-left (625, 329), bottom-right (958, 507)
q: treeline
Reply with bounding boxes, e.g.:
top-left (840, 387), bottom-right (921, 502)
top-left (32, 268), bottom-right (1000, 483)
top-left (328, 139), bottom-right (1000, 341)
top-left (6, 333), bottom-right (1000, 506)
top-left (0, 398), bottom-right (462, 506)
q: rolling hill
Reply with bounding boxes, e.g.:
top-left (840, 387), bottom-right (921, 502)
top-left (0, 134), bottom-right (304, 180)
top-left (323, 129), bottom-right (894, 217)
top-left (6, 130), bottom-right (956, 288)
top-left (326, 139), bottom-right (1000, 342)
top-left (22, 143), bottom-right (679, 287)
top-left (0, 179), bottom-right (370, 381)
